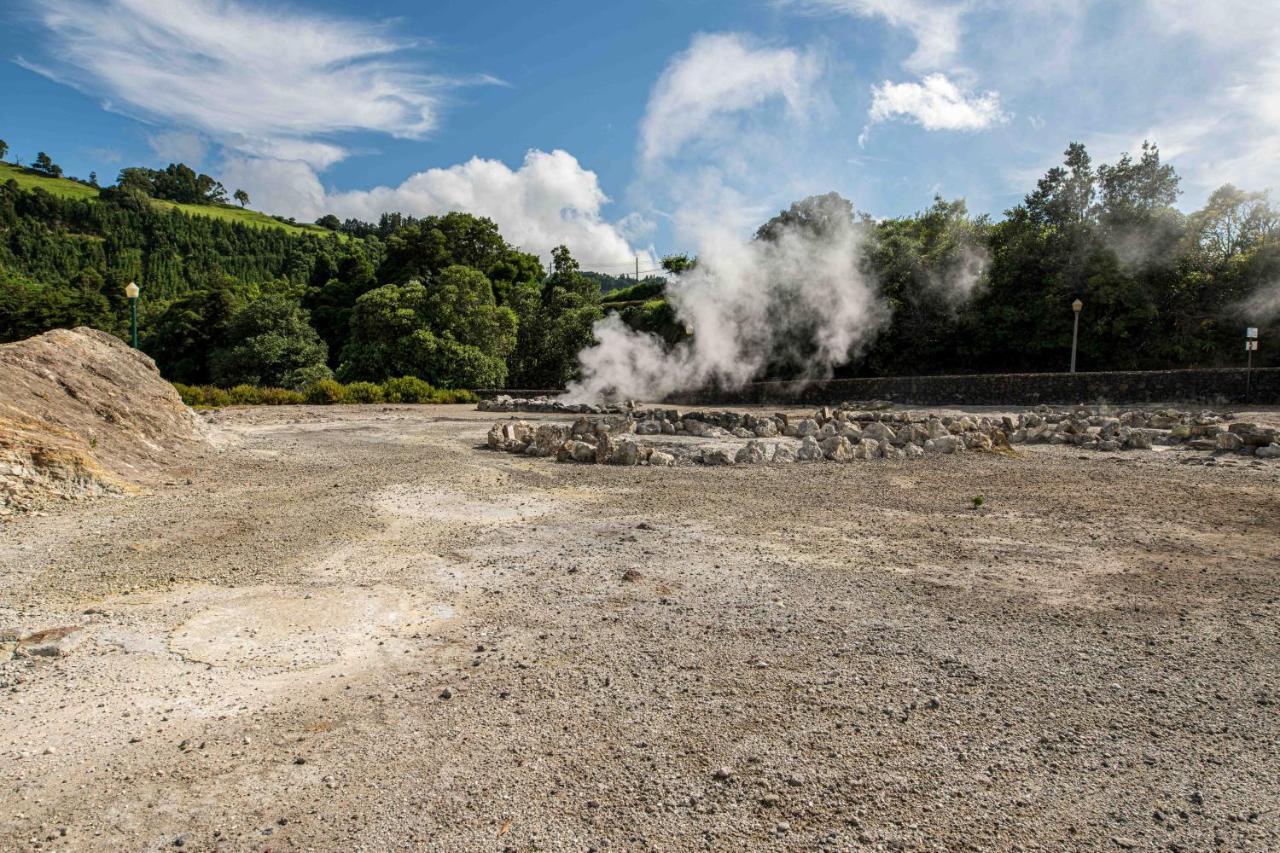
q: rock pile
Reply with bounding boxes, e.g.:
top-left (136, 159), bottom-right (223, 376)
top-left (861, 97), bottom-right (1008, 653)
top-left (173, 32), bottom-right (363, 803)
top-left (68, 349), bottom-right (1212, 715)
top-left (477, 395), bottom-right (636, 415)
top-left (485, 402), bottom-right (1280, 466)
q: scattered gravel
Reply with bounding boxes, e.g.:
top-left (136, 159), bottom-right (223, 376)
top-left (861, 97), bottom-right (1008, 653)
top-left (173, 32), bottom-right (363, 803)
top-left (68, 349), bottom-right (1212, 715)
top-left (1, 403), bottom-right (1277, 851)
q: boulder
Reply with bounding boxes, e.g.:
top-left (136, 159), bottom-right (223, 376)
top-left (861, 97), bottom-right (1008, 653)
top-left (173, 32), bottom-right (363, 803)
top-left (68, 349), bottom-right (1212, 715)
top-left (851, 438), bottom-right (880, 460)
top-left (565, 440), bottom-right (598, 463)
top-left (735, 441), bottom-right (769, 465)
top-left (635, 420), bottom-right (663, 436)
top-left (610, 438), bottom-right (642, 466)
top-left (925, 435), bottom-right (963, 455)
top-left (771, 444), bottom-right (796, 463)
top-left (648, 450), bottom-right (676, 467)
top-left (753, 419), bottom-right (780, 438)
top-left (701, 447), bottom-right (736, 466)
top-left (795, 418), bottom-right (820, 438)
top-left (821, 435), bottom-right (855, 462)
top-left (795, 436), bottom-right (824, 461)
top-left (1257, 444), bottom-right (1280, 459)
top-left (533, 424), bottom-right (569, 457)
top-left (902, 442), bottom-right (925, 459)
top-left (861, 422), bottom-right (896, 443)
top-left (732, 427), bottom-right (755, 439)
top-left (1216, 432), bottom-right (1245, 452)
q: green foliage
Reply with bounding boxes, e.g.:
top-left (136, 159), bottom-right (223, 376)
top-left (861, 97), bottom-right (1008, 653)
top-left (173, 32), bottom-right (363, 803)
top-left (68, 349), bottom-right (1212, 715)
top-left (227, 384), bottom-right (263, 405)
top-left (117, 163), bottom-right (227, 205)
top-left (972, 495), bottom-right (985, 509)
top-left (304, 378), bottom-right (346, 404)
top-left (601, 278), bottom-right (666, 305)
top-left (259, 387), bottom-right (306, 405)
top-left (201, 386), bottom-right (232, 407)
top-left (507, 245), bottom-right (603, 387)
top-left (32, 152), bottom-right (63, 178)
top-left (209, 295), bottom-right (330, 388)
top-left (381, 375), bottom-right (436, 403)
top-left (338, 267), bottom-right (517, 388)
top-left (342, 381), bottom-right (385, 403)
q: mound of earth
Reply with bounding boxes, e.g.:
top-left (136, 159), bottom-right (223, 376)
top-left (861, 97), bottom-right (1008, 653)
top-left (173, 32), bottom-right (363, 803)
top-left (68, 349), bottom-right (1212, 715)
top-left (0, 327), bottom-right (207, 513)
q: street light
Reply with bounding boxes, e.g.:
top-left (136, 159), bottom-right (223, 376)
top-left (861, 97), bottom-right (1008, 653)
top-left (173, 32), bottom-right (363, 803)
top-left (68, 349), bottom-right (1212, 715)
top-left (125, 281), bottom-right (140, 348)
top-left (1070, 298), bottom-right (1083, 374)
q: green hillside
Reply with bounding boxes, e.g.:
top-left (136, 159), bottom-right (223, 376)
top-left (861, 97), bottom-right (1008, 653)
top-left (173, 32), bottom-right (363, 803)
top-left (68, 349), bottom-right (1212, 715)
top-left (0, 162), bottom-right (335, 238)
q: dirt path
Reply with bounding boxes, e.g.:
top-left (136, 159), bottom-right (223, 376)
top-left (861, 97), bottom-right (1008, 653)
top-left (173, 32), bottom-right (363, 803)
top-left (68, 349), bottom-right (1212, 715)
top-left (2, 404), bottom-right (1278, 851)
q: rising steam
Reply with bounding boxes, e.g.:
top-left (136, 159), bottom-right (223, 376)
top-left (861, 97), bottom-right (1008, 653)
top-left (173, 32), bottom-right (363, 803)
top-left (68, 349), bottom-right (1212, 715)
top-left (567, 210), bottom-right (888, 402)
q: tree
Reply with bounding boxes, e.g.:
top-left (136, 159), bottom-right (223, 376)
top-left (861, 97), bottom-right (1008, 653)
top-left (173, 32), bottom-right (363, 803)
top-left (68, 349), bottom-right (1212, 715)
top-left (234, 188), bottom-right (250, 208)
top-left (0, 139), bottom-right (8, 161)
top-left (1186, 185), bottom-right (1279, 264)
top-left (379, 213), bottom-right (510, 283)
top-left (338, 266), bottom-right (518, 388)
top-left (315, 214), bottom-right (341, 230)
top-left (32, 151), bottom-right (62, 178)
top-left (146, 279), bottom-right (245, 384)
top-left (661, 254), bottom-right (696, 275)
top-left (210, 295), bottom-right (330, 388)
top-left (756, 192), bottom-right (858, 242)
top-left (507, 245), bottom-right (603, 387)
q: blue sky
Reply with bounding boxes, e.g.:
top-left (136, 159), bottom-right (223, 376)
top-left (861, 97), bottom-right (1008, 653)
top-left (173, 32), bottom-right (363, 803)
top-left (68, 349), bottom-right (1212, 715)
top-left (1, 0), bottom-right (1277, 271)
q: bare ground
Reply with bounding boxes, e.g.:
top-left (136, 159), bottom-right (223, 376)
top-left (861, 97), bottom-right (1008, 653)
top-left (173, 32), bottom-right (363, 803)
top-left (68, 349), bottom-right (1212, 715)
top-left (2, 404), bottom-right (1278, 852)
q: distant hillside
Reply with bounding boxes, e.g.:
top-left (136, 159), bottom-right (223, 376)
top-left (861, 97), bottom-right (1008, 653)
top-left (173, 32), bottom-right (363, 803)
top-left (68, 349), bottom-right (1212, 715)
top-left (0, 162), bottom-right (335, 239)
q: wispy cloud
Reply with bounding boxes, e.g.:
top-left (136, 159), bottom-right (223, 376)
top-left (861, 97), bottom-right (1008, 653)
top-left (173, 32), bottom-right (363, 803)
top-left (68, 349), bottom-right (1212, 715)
top-left (640, 32), bottom-right (821, 165)
top-left (21, 0), bottom-right (489, 167)
top-left (778, 0), bottom-right (966, 72)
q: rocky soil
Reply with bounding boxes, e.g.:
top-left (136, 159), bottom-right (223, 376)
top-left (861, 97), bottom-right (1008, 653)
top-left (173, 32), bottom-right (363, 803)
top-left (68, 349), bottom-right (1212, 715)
top-left (0, 327), bottom-right (207, 513)
top-left (2, 403), bottom-right (1278, 851)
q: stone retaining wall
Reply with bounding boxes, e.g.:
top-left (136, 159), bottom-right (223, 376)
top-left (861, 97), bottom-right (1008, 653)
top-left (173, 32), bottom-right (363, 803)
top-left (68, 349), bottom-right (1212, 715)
top-left (669, 368), bottom-right (1280, 407)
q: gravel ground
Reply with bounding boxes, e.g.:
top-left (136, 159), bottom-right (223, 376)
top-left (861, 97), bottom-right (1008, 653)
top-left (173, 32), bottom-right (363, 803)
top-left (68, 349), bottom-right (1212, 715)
top-left (2, 403), bottom-right (1278, 852)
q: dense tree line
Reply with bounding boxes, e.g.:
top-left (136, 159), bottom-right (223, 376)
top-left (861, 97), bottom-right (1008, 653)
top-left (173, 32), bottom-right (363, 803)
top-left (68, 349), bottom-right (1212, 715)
top-left (0, 173), bottom-right (599, 389)
top-left (1, 140), bottom-right (1276, 395)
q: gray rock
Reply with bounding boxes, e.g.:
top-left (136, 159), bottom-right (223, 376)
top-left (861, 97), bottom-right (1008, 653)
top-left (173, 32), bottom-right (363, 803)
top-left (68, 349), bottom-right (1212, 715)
top-left (795, 418), bottom-right (820, 438)
top-left (648, 450), bottom-right (676, 467)
top-left (610, 439), bottom-right (642, 466)
top-left (1257, 444), bottom-right (1280, 459)
top-left (565, 440), bottom-right (598, 463)
top-left (820, 435), bottom-right (855, 462)
top-left (795, 435), bottom-right (824, 461)
top-left (861, 421), bottom-right (897, 443)
top-left (735, 441), bottom-right (769, 465)
top-left (852, 438), bottom-right (880, 460)
top-left (925, 435), bottom-right (963, 455)
top-left (902, 442), bottom-right (925, 459)
top-left (701, 447), bottom-right (736, 466)
top-left (771, 444), bottom-right (796, 463)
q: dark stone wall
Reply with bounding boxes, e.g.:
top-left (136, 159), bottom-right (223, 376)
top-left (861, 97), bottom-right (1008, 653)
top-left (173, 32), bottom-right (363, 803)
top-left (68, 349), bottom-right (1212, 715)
top-left (668, 368), bottom-right (1280, 407)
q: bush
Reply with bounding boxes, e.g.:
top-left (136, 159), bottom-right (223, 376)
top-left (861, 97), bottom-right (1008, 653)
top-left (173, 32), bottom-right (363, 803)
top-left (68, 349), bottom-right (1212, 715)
top-left (259, 387), bottom-right (306, 405)
top-left (201, 386), bottom-right (232, 407)
top-left (342, 381), bottom-right (385, 403)
top-left (172, 382), bottom-right (202, 406)
top-left (434, 388), bottom-right (478, 404)
top-left (381, 375), bottom-right (436, 403)
top-left (227, 384), bottom-right (263, 405)
top-left (304, 378), bottom-right (346, 404)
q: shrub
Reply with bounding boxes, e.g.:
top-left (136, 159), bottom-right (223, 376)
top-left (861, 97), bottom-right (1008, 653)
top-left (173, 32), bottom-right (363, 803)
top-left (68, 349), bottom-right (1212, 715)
top-left (259, 387), bottom-right (305, 405)
top-left (304, 378), bottom-right (346, 404)
top-left (434, 388), bottom-right (478, 404)
top-left (201, 386), bottom-right (232, 407)
top-left (381, 375), bottom-right (436, 403)
top-left (342, 381), bottom-right (385, 404)
top-left (172, 382), bottom-right (202, 407)
top-left (228, 384), bottom-right (263, 405)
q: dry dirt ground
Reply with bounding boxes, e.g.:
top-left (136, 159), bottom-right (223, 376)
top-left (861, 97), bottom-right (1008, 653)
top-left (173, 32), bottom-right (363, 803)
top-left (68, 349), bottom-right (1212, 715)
top-left (2, 404), bottom-right (1278, 852)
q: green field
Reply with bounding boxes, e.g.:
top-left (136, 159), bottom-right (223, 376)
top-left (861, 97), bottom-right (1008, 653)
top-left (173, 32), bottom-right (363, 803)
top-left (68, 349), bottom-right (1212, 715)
top-left (0, 161), bottom-right (339, 239)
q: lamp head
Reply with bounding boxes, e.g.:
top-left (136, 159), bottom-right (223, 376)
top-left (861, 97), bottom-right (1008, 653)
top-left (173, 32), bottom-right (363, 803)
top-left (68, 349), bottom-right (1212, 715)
top-left (125, 281), bottom-right (140, 299)
top-left (1072, 299), bottom-right (1083, 313)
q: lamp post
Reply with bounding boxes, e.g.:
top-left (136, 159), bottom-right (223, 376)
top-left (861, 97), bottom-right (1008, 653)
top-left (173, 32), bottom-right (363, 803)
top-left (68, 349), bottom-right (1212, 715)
top-left (1070, 298), bottom-right (1083, 374)
top-left (125, 281), bottom-right (140, 348)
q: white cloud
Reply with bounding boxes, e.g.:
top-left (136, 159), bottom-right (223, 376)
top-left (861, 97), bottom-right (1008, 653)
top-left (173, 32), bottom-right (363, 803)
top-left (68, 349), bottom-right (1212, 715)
top-left (24, 0), bottom-right (481, 167)
top-left (146, 130), bottom-right (207, 165)
top-left (1137, 1), bottom-right (1280, 193)
top-left (640, 33), bottom-right (820, 164)
top-left (867, 73), bottom-right (1006, 132)
top-left (779, 0), bottom-right (965, 71)
top-left (226, 150), bottom-right (651, 268)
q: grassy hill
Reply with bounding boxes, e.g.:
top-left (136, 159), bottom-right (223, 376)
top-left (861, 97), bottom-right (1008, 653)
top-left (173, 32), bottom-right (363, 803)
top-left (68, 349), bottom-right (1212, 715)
top-left (0, 161), bottom-right (337, 239)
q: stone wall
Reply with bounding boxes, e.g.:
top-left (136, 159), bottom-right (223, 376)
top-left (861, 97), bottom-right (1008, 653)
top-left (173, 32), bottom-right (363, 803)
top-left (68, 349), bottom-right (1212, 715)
top-left (481, 368), bottom-right (1280, 406)
top-left (670, 368), bottom-right (1280, 407)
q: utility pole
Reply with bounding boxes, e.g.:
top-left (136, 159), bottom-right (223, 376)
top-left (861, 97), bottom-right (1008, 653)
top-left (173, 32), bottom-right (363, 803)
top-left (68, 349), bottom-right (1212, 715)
top-left (635, 255), bottom-right (640, 283)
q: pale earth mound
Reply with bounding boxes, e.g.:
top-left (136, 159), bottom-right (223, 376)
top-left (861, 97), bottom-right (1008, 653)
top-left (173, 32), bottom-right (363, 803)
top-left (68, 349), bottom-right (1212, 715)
top-left (0, 327), bottom-right (206, 513)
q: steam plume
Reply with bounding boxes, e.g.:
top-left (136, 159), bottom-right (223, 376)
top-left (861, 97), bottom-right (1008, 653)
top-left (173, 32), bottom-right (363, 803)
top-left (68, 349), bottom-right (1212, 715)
top-left (567, 209), bottom-right (888, 402)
